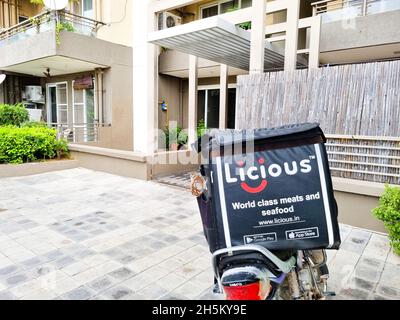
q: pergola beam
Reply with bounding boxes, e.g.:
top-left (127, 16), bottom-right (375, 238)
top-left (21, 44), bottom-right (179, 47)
top-left (284, 0), bottom-right (300, 71)
top-left (188, 55), bottom-right (198, 145)
top-left (219, 64), bottom-right (228, 129)
top-left (249, 0), bottom-right (267, 74)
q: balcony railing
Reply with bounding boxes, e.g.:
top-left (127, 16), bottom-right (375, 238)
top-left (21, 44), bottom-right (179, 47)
top-left (0, 9), bottom-right (105, 45)
top-left (50, 122), bottom-right (109, 144)
top-left (311, 0), bottom-right (400, 22)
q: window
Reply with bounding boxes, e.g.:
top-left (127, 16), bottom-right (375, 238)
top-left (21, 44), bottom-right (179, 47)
top-left (242, 0), bottom-right (252, 8)
top-left (201, 5), bottom-right (219, 18)
top-left (71, 0), bottom-right (94, 35)
top-left (72, 0), bottom-right (94, 18)
top-left (201, 0), bottom-right (252, 18)
top-left (82, 0), bottom-right (94, 19)
top-left (220, 0), bottom-right (239, 14)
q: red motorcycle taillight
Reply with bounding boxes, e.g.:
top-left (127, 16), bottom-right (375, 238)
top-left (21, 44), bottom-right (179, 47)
top-left (223, 279), bottom-right (272, 300)
top-left (223, 282), bottom-right (264, 300)
top-left (221, 266), bottom-right (271, 300)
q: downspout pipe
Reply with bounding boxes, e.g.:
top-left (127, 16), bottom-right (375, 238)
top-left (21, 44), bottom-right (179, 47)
top-left (95, 68), bottom-right (104, 125)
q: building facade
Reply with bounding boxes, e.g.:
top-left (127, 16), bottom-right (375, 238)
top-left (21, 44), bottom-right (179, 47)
top-left (138, 0), bottom-right (400, 156)
top-left (1, 0), bottom-right (400, 174)
top-left (0, 0), bottom-right (133, 150)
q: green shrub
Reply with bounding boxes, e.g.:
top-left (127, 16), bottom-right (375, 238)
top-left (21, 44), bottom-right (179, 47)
top-left (54, 139), bottom-right (69, 159)
top-left (21, 121), bottom-right (47, 128)
top-left (373, 185), bottom-right (400, 255)
top-left (0, 104), bottom-right (29, 126)
top-left (0, 126), bottom-right (69, 164)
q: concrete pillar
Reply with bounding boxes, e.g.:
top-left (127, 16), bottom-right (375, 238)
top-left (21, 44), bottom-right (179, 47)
top-left (284, 0), bottom-right (300, 71)
top-left (132, 0), bottom-right (158, 154)
top-left (308, 15), bottom-right (321, 69)
top-left (188, 55), bottom-right (198, 146)
top-left (219, 64), bottom-right (228, 129)
top-left (249, 0), bottom-right (266, 74)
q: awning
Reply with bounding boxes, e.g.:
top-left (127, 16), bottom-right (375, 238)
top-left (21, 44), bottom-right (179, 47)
top-left (148, 17), bottom-right (306, 71)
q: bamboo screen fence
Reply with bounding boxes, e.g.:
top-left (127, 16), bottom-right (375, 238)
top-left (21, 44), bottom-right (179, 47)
top-left (235, 61), bottom-right (400, 184)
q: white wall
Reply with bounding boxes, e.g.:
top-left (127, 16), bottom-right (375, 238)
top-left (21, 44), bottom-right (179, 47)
top-left (132, 0), bottom-right (158, 153)
top-left (96, 0), bottom-right (133, 47)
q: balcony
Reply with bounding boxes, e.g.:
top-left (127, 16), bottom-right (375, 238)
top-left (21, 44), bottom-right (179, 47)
top-left (0, 10), bottom-right (104, 46)
top-left (312, 0), bottom-right (400, 23)
top-left (311, 0), bottom-right (400, 64)
top-left (0, 10), bottom-right (125, 76)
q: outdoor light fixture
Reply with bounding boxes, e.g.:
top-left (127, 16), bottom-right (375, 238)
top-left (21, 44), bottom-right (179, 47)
top-left (0, 74), bottom-right (6, 85)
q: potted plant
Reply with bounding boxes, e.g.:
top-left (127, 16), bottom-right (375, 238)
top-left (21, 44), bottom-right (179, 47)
top-left (373, 185), bottom-right (400, 255)
top-left (162, 126), bottom-right (188, 151)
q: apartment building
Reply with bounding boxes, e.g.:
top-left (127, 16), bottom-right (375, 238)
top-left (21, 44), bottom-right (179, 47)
top-left (1, 0), bottom-right (399, 179)
top-left (154, 0), bottom-right (314, 139)
top-left (146, 0), bottom-right (400, 153)
top-left (0, 0), bottom-right (133, 150)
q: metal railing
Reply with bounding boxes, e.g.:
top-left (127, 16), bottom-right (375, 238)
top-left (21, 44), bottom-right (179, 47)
top-left (325, 134), bottom-right (400, 184)
top-left (311, 0), bottom-right (400, 22)
top-left (50, 122), bottom-right (109, 144)
top-left (0, 9), bottom-right (105, 44)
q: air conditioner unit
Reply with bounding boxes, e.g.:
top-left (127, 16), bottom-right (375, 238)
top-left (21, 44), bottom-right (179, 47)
top-left (25, 86), bottom-right (44, 102)
top-left (158, 12), bottom-right (182, 30)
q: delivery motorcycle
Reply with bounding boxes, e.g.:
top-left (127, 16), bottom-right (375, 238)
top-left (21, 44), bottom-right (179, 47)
top-left (192, 174), bottom-right (335, 300)
top-left (191, 123), bottom-right (341, 301)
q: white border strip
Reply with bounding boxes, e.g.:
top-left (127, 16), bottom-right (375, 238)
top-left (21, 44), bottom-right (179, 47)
top-left (314, 144), bottom-right (335, 248)
top-left (216, 157), bottom-right (232, 248)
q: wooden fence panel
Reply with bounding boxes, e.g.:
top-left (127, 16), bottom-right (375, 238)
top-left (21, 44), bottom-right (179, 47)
top-left (236, 61), bottom-right (400, 137)
top-left (236, 61), bottom-right (400, 184)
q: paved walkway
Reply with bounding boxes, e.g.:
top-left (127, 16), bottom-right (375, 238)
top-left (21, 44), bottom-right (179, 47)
top-left (0, 168), bottom-right (398, 300)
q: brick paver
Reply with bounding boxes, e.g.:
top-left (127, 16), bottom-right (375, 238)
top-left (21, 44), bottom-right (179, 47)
top-left (0, 168), bottom-right (398, 300)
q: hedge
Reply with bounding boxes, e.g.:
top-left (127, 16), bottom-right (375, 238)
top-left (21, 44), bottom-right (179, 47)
top-left (0, 126), bottom-right (69, 164)
top-left (373, 185), bottom-right (400, 255)
top-left (0, 104), bottom-right (30, 126)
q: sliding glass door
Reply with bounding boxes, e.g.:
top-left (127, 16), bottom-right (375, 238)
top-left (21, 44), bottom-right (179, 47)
top-left (46, 82), bottom-right (68, 126)
top-left (72, 0), bottom-right (94, 35)
top-left (72, 82), bottom-right (95, 142)
top-left (197, 87), bottom-right (236, 129)
top-left (82, 0), bottom-right (94, 18)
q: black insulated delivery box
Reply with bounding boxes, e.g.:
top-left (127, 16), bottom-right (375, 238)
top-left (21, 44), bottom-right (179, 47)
top-left (195, 123), bottom-right (341, 253)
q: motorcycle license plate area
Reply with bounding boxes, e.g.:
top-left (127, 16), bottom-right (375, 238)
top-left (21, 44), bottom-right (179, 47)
top-left (198, 123), bottom-right (341, 252)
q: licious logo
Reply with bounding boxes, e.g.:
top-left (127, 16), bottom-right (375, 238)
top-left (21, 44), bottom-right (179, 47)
top-left (224, 157), bottom-right (313, 194)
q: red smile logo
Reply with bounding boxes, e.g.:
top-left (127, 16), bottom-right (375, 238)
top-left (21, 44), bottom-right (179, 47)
top-left (237, 158), bottom-right (268, 194)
